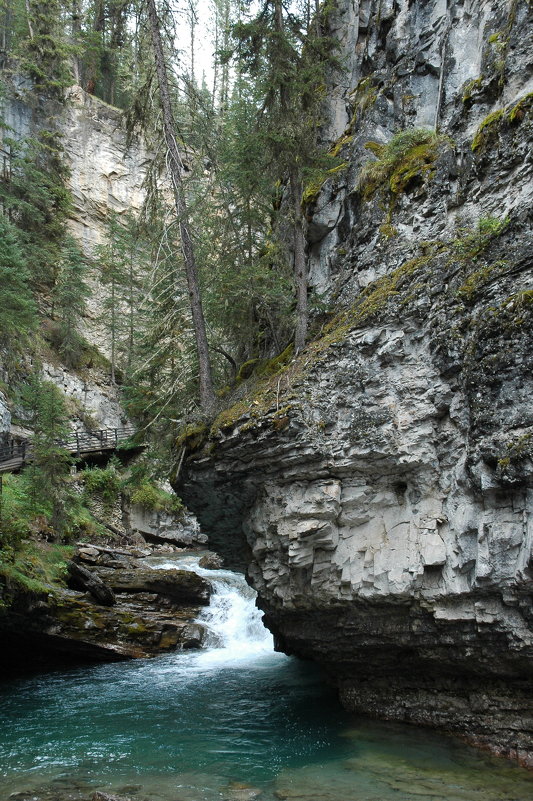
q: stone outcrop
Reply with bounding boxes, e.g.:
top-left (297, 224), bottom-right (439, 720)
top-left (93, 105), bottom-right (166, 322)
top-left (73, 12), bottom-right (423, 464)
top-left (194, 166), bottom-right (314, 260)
top-left (127, 503), bottom-right (208, 547)
top-left (173, 0), bottom-right (533, 767)
top-left (92, 566), bottom-right (210, 604)
top-left (0, 548), bottom-right (210, 670)
top-left (0, 390), bottom-right (11, 446)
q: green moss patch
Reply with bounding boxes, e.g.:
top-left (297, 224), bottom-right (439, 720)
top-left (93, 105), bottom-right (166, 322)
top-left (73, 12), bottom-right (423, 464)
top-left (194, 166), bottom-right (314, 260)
top-left (357, 128), bottom-right (447, 202)
top-left (471, 93), bottom-right (532, 152)
top-left (0, 542), bottom-right (74, 600)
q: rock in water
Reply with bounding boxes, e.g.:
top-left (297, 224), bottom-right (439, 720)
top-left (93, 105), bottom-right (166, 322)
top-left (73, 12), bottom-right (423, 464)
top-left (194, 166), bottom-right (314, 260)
top-left (199, 552), bottom-right (224, 569)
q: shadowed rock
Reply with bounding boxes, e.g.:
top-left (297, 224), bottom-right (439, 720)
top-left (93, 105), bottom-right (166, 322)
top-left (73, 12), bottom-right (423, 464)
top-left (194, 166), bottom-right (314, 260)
top-left (68, 561), bottom-right (116, 606)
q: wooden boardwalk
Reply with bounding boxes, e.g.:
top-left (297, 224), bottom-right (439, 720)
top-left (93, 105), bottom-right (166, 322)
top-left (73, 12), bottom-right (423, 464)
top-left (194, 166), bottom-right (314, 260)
top-left (0, 426), bottom-right (138, 474)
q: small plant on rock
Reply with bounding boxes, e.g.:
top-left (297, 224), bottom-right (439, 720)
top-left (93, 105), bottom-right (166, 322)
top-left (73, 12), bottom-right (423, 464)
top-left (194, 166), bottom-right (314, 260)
top-left (357, 128), bottom-right (448, 201)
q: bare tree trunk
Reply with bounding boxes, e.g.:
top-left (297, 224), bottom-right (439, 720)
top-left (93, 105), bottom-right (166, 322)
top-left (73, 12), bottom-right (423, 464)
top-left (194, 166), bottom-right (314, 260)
top-left (110, 276), bottom-right (116, 384)
top-left (212, 0), bottom-right (219, 106)
top-left (25, 0), bottom-right (34, 39)
top-left (290, 169), bottom-right (307, 353)
top-left (146, 0), bottom-right (216, 413)
top-left (71, 0), bottom-right (81, 83)
top-left (188, 0), bottom-right (197, 84)
top-left (274, 0), bottom-right (308, 353)
top-left (219, 0), bottom-right (231, 115)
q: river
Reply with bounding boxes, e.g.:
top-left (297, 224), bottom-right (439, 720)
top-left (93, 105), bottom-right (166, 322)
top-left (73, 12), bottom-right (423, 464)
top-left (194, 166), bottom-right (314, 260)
top-left (0, 556), bottom-right (532, 801)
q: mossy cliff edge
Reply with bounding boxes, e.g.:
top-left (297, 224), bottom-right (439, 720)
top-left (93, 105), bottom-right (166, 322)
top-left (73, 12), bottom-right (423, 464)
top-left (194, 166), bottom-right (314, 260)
top-left (172, 0), bottom-right (533, 768)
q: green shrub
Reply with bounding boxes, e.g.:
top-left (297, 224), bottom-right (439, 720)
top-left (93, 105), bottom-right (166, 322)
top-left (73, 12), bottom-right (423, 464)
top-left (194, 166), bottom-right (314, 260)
top-left (453, 216), bottom-right (509, 259)
top-left (0, 542), bottom-right (74, 598)
top-left (81, 464), bottom-right (122, 505)
top-left (130, 482), bottom-right (183, 515)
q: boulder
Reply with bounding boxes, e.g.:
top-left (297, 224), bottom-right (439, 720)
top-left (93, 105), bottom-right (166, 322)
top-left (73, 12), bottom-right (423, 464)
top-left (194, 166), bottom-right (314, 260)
top-left (93, 566), bottom-right (211, 604)
top-left (199, 552), bottom-right (224, 570)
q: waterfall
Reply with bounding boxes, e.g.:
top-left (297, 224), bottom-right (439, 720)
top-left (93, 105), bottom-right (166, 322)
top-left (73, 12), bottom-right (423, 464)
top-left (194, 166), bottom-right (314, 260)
top-left (150, 555), bottom-right (275, 665)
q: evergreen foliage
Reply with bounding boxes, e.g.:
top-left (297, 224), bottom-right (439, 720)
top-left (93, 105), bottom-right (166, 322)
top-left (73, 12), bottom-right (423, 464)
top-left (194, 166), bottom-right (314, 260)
top-left (52, 236), bottom-right (90, 367)
top-left (0, 0), bottom-right (347, 566)
top-left (0, 125), bottom-right (71, 291)
top-left (21, 375), bottom-right (75, 538)
top-left (0, 215), bottom-right (36, 343)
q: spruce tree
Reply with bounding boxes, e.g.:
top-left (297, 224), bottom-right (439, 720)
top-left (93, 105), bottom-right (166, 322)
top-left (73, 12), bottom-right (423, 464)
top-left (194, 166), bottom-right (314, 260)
top-left (52, 235), bottom-right (90, 368)
top-left (96, 212), bottom-right (129, 383)
top-left (146, 0), bottom-right (216, 413)
top-left (232, 0), bottom-right (336, 351)
top-left (23, 375), bottom-right (74, 538)
top-left (0, 215), bottom-right (36, 345)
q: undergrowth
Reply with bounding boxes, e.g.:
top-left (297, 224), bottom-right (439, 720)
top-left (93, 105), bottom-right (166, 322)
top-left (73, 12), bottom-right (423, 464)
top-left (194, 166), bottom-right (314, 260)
top-left (0, 541), bottom-right (74, 603)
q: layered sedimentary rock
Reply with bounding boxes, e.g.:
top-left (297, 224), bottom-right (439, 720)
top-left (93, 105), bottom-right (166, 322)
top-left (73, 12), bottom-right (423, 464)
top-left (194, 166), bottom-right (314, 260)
top-left (0, 549), bottom-right (210, 670)
top-left (174, 0), bottom-right (533, 766)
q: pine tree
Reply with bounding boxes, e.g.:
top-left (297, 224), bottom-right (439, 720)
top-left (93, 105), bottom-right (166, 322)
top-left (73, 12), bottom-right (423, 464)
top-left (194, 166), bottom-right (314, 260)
top-left (96, 212), bottom-right (130, 383)
top-left (0, 215), bottom-right (36, 344)
top-left (20, 0), bottom-right (72, 96)
top-left (23, 375), bottom-right (74, 538)
top-left (232, 0), bottom-right (336, 351)
top-left (146, 0), bottom-right (216, 413)
top-left (52, 235), bottom-right (90, 368)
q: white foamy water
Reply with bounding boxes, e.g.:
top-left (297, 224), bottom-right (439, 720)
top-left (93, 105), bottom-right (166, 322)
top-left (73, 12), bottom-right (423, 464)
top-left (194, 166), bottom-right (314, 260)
top-left (149, 555), bottom-right (277, 667)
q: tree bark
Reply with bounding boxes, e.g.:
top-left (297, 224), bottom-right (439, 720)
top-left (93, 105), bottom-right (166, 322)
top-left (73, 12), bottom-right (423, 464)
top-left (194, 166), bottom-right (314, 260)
top-left (146, 0), bottom-right (216, 413)
top-left (290, 169), bottom-right (307, 352)
top-left (274, 0), bottom-right (308, 353)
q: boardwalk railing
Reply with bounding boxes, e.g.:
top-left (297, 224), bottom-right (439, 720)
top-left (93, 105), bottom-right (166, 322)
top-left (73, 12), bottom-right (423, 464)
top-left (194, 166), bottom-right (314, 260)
top-left (0, 425), bottom-right (138, 473)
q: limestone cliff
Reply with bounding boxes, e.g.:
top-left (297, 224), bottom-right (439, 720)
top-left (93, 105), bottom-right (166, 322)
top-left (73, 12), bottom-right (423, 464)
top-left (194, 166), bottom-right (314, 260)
top-left (0, 83), bottom-right (151, 432)
top-left (173, 0), bottom-right (533, 766)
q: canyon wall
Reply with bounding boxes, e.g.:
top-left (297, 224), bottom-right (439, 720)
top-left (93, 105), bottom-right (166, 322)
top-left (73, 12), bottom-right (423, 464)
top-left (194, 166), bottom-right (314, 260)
top-left (0, 82), bottom-right (150, 432)
top-left (174, 0), bottom-right (533, 766)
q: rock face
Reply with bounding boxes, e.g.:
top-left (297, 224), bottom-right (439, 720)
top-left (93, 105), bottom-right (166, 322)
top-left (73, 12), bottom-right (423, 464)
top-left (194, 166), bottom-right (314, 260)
top-left (127, 504), bottom-right (208, 548)
top-left (0, 391), bottom-right (11, 446)
top-left (62, 86), bottom-right (150, 252)
top-left (174, 0), bottom-right (533, 767)
top-left (0, 550), bottom-right (210, 669)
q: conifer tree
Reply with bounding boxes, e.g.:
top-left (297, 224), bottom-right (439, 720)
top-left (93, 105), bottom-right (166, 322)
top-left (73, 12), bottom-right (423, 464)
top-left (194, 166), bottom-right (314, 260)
top-left (23, 375), bottom-right (74, 538)
top-left (0, 215), bottom-right (36, 344)
top-left (52, 235), bottom-right (90, 368)
top-left (96, 213), bottom-right (129, 383)
top-left (146, 0), bottom-right (216, 413)
top-left (232, 0), bottom-right (335, 351)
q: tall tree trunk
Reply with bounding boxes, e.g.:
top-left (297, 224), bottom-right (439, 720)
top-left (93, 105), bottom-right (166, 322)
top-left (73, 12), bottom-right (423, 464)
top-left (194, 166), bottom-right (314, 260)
top-left (146, 0), bottom-right (216, 413)
top-left (274, 0), bottom-right (308, 353)
top-left (218, 0), bottom-right (231, 115)
top-left (110, 276), bottom-right (116, 384)
top-left (290, 169), bottom-right (307, 352)
top-left (71, 0), bottom-right (81, 83)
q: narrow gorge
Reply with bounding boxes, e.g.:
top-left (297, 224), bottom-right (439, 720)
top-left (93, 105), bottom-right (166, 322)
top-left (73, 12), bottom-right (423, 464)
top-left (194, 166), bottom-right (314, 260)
top-left (0, 0), bottom-right (532, 798)
top-left (172, 0), bottom-right (533, 768)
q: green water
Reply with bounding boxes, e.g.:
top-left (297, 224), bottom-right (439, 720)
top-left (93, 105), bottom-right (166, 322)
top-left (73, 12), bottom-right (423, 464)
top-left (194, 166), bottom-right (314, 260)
top-left (0, 563), bottom-right (532, 801)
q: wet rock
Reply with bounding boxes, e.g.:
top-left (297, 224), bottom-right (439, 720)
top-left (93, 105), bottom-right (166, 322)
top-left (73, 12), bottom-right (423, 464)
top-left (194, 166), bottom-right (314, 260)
top-left (223, 782), bottom-right (262, 801)
top-left (199, 552), bottom-right (224, 570)
top-left (91, 793), bottom-right (134, 801)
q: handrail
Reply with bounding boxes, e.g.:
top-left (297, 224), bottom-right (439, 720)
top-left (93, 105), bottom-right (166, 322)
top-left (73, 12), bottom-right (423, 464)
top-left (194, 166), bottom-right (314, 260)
top-left (0, 425), bottom-right (139, 466)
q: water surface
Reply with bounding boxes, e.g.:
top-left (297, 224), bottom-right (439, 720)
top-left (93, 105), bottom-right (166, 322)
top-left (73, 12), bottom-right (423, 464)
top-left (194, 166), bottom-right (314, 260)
top-left (1, 557), bottom-right (531, 800)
